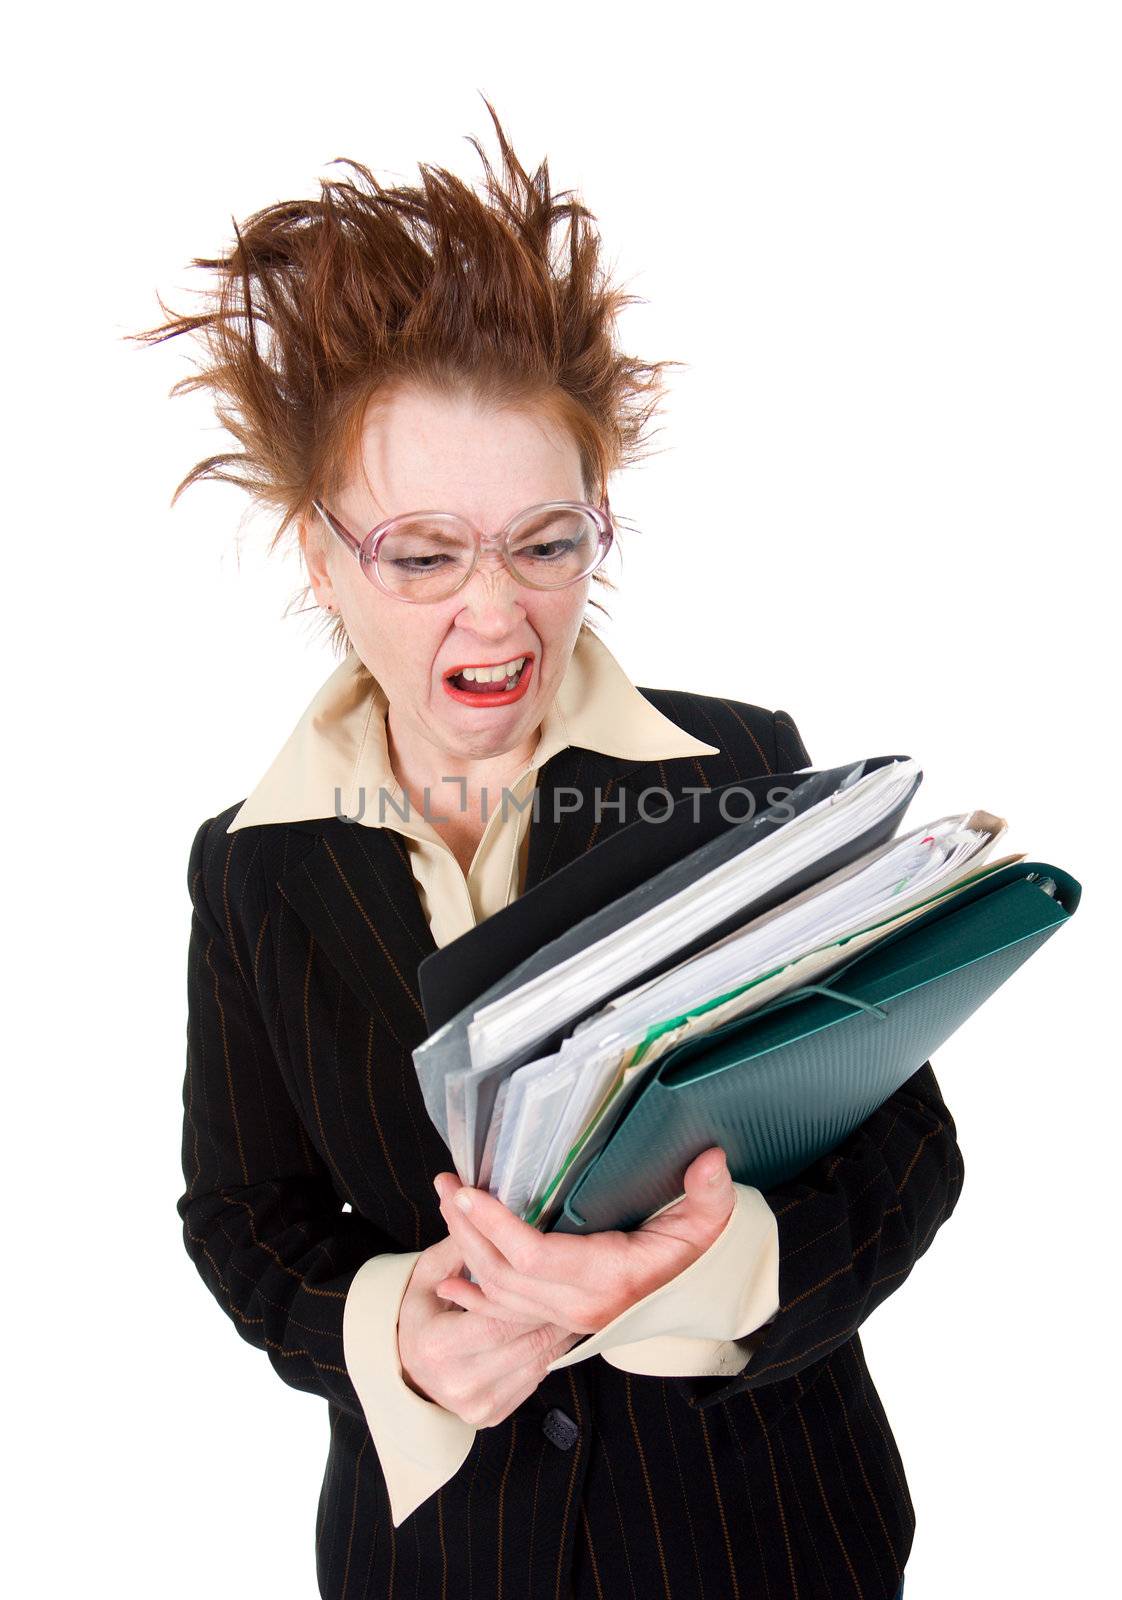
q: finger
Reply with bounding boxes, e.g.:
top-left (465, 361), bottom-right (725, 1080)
top-left (438, 1190), bottom-right (553, 1299)
top-left (685, 1145), bottom-right (735, 1204)
top-left (500, 1323), bottom-right (585, 1381)
top-left (476, 1320), bottom-right (585, 1389)
top-left (437, 1197), bottom-right (567, 1324)
top-left (429, 1300), bottom-right (563, 1362)
top-left (398, 1237), bottom-right (468, 1337)
top-left (688, 1147), bottom-right (737, 1239)
top-left (436, 1275), bottom-right (566, 1326)
top-left (411, 1232), bottom-right (467, 1296)
top-left (445, 1181), bottom-right (590, 1279)
top-left (438, 1181), bottom-right (597, 1299)
top-left (464, 1326), bottom-right (587, 1427)
top-left (638, 1146), bottom-right (736, 1250)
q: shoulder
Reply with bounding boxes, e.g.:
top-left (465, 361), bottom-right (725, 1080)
top-left (636, 684), bottom-right (812, 773)
top-left (186, 802), bottom-right (319, 941)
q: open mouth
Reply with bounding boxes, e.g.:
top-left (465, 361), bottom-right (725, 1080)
top-left (442, 653), bottom-right (535, 706)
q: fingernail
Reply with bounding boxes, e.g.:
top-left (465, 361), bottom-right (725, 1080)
top-left (433, 1176), bottom-right (444, 1197)
top-left (709, 1161), bottom-right (725, 1185)
top-left (455, 1190), bottom-right (473, 1213)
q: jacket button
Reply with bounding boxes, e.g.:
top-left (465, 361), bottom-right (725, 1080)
top-left (542, 1407), bottom-right (580, 1450)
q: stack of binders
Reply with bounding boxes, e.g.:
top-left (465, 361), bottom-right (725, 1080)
top-left (412, 755), bottom-right (1080, 1236)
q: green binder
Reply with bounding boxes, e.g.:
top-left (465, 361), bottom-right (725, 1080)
top-left (552, 860), bottom-right (1081, 1235)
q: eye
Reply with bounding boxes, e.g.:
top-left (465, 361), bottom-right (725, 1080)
top-left (515, 538), bottom-right (581, 561)
top-left (387, 552), bottom-right (455, 572)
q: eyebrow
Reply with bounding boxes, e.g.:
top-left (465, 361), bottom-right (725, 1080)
top-left (383, 524), bottom-right (468, 548)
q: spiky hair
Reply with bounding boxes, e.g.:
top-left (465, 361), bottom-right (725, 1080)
top-left (129, 97), bottom-right (680, 652)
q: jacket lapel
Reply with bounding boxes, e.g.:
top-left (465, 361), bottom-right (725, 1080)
top-left (523, 746), bottom-right (649, 893)
top-left (275, 819), bottom-right (435, 1041)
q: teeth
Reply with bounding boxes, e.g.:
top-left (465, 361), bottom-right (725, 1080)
top-left (460, 656), bottom-right (525, 684)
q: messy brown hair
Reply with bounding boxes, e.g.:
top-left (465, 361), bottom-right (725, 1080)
top-left (128, 97), bottom-right (681, 656)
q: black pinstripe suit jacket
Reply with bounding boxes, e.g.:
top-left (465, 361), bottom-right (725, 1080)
top-left (180, 687), bottom-right (964, 1600)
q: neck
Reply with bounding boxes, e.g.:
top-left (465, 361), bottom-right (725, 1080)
top-left (385, 711), bottom-right (541, 840)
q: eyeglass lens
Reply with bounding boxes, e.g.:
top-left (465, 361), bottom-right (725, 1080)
top-left (374, 507), bottom-right (603, 599)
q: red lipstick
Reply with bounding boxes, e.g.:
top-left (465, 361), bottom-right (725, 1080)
top-left (442, 654), bottom-right (535, 708)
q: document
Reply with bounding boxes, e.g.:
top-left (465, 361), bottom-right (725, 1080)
top-left (447, 757), bottom-right (922, 1179)
top-left (488, 810), bottom-right (1007, 1225)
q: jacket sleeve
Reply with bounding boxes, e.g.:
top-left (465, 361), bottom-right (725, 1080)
top-left (179, 814), bottom-right (433, 1431)
top-left (668, 707), bottom-right (966, 1410)
top-left (676, 1058), bottom-right (966, 1410)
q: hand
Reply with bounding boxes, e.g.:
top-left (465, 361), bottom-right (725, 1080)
top-left (396, 1232), bottom-right (586, 1428)
top-left (431, 1147), bottom-right (736, 1334)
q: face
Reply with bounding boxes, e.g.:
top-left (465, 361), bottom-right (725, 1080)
top-left (301, 384), bottom-right (594, 773)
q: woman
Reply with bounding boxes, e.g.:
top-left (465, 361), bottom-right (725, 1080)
top-left (146, 103), bottom-right (952, 1598)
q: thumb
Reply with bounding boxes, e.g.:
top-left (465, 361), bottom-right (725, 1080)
top-left (419, 1231), bottom-right (466, 1288)
top-left (682, 1146), bottom-right (734, 1215)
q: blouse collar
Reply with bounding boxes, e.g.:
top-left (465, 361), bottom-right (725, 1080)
top-left (225, 626), bottom-right (719, 833)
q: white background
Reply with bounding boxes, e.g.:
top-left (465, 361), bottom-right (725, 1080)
top-left (6, 3), bottom-right (1118, 1595)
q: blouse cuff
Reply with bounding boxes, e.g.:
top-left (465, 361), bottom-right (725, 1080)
top-left (343, 1252), bottom-right (477, 1527)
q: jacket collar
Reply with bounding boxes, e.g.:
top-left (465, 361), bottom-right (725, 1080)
top-left (226, 626), bottom-right (719, 834)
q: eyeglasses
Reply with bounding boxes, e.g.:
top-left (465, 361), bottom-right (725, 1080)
top-left (310, 496), bottom-right (614, 604)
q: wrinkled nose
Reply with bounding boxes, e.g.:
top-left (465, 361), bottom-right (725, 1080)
top-left (453, 552), bottom-right (527, 638)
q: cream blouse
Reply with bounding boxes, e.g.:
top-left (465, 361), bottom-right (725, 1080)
top-left (228, 627), bottom-right (781, 1526)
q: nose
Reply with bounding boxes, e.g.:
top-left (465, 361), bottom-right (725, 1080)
top-left (452, 550), bottom-right (528, 638)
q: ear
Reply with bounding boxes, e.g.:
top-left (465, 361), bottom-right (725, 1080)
top-left (299, 512), bottom-right (339, 612)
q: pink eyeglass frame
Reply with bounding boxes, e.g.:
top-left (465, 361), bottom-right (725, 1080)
top-left (310, 495), bottom-right (615, 603)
